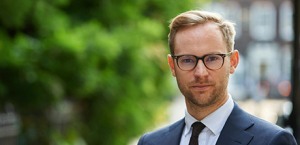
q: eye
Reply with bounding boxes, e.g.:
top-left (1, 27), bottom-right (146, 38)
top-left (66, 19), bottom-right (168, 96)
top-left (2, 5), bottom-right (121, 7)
top-left (182, 59), bottom-right (193, 63)
top-left (207, 57), bottom-right (217, 61)
top-left (179, 56), bottom-right (195, 64)
top-left (205, 55), bottom-right (220, 62)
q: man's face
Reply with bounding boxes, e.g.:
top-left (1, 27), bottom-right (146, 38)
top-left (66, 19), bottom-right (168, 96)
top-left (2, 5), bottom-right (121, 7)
top-left (168, 22), bottom-right (239, 109)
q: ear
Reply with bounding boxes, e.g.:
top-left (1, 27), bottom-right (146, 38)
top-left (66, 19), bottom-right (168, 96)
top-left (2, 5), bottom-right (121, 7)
top-left (168, 54), bottom-right (176, 77)
top-left (229, 50), bottom-right (239, 74)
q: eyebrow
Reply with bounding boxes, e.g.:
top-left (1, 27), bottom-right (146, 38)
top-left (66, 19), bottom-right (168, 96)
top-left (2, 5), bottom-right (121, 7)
top-left (175, 52), bottom-right (227, 57)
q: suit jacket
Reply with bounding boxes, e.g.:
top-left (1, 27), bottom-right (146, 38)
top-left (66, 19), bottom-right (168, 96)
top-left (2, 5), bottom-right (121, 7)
top-left (138, 103), bottom-right (297, 145)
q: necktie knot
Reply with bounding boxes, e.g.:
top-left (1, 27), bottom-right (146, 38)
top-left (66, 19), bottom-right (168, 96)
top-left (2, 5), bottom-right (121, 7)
top-left (191, 122), bottom-right (205, 137)
top-left (189, 122), bottom-right (206, 145)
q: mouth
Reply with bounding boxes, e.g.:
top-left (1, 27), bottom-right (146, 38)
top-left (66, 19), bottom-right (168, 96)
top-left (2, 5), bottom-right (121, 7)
top-left (191, 84), bottom-right (212, 91)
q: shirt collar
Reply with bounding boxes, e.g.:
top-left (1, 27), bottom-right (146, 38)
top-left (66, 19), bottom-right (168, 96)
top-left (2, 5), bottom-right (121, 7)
top-left (184, 94), bottom-right (234, 136)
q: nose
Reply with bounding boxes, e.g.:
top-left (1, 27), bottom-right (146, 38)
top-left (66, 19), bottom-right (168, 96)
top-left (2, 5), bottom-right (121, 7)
top-left (193, 60), bottom-right (209, 78)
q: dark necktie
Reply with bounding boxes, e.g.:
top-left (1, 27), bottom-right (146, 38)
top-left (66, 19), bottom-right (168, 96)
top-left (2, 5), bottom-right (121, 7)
top-left (189, 122), bottom-right (206, 145)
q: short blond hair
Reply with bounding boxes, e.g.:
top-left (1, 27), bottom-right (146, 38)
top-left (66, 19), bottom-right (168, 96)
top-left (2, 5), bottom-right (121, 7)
top-left (168, 10), bottom-right (236, 55)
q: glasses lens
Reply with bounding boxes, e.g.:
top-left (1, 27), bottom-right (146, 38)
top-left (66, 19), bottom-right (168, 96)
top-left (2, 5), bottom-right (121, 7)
top-left (204, 55), bottom-right (223, 70)
top-left (178, 55), bottom-right (196, 70)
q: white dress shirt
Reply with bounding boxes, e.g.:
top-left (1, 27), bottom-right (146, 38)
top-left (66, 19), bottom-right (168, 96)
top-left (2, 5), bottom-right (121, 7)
top-left (180, 94), bottom-right (234, 145)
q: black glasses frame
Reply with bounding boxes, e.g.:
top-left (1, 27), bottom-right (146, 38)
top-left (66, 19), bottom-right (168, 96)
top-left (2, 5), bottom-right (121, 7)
top-left (171, 52), bottom-right (232, 70)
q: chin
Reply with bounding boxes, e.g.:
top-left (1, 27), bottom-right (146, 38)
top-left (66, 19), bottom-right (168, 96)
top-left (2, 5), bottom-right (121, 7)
top-left (192, 100), bottom-right (213, 107)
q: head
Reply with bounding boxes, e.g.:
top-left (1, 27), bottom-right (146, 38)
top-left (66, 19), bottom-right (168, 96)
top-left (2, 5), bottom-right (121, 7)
top-left (167, 10), bottom-right (239, 112)
top-left (168, 10), bottom-right (236, 55)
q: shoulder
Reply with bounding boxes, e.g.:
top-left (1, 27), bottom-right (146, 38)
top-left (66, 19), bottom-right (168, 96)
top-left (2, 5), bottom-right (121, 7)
top-left (138, 125), bottom-right (169, 144)
top-left (248, 113), bottom-right (282, 132)
top-left (234, 105), bottom-right (296, 144)
top-left (230, 102), bottom-right (288, 133)
top-left (268, 129), bottom-right (298, 145)
top-left (247, 113), bottom-right (296, 144)
top-left (138, 119), bottom-right (185, 145)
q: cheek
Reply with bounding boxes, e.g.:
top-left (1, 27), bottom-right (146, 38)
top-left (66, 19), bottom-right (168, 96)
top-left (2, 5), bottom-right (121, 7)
top-left (175, 69), bottom-right (190, 83)
top-left (222, 60), bottom-right (231, 72)
top-left (215, 64), bottom-right (230, 81)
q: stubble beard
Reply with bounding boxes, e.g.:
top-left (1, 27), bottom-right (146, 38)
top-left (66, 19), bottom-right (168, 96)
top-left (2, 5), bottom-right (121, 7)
top-left (177, 70), bottom-right (230, 108)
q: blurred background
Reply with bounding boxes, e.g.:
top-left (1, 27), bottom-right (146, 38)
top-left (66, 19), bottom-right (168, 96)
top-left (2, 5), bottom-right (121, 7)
top-left (0, 0), bottom-right (300, 145)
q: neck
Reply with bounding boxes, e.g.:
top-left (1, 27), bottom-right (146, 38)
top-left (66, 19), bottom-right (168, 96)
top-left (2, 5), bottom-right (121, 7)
top-left (185, 93), bottom-right (229, 121)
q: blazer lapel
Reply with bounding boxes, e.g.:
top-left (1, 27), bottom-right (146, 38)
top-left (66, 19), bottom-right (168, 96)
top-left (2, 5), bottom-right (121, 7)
top-left (216, 103), bottom-right (254, 145)
top-left (159, 118), bottom-right (185, 145)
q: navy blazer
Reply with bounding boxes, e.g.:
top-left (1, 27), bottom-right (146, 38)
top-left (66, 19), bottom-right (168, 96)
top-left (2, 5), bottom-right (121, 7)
top-left (138, 103), bottom-right (297, 145)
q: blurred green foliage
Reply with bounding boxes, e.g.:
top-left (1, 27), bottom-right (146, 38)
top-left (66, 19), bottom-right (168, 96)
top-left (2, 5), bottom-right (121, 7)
top-left (0, 0), bottom-right (207, 144)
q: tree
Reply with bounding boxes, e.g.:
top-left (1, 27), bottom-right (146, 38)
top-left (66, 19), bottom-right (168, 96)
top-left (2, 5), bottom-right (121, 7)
top-left (0, 0), bottom-right (207, 144)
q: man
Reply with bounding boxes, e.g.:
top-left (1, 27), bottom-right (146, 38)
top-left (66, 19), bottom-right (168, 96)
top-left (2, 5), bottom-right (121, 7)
top-left (138, 10), bottom-right (297, 145)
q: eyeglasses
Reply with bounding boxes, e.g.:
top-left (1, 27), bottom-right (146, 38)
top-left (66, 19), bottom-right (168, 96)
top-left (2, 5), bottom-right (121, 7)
top-left (171, 52), bottom-right (232, 71)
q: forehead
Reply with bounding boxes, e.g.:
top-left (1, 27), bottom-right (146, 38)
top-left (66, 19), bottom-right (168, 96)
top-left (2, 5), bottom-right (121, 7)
top-left (174, 22), bottom-right (227, 55)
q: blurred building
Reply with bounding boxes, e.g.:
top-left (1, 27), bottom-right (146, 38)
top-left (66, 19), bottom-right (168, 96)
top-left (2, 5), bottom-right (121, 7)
top-left (0, 103), bottom-right (19, 145)
top-left (204, 0), bottom-right (293, 101)
top-left (200, 0), bottom-right (295, 135)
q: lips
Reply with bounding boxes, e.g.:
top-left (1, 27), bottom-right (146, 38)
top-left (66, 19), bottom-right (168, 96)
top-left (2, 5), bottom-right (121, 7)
top-left (191, 84), bottom-right (212, 91)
